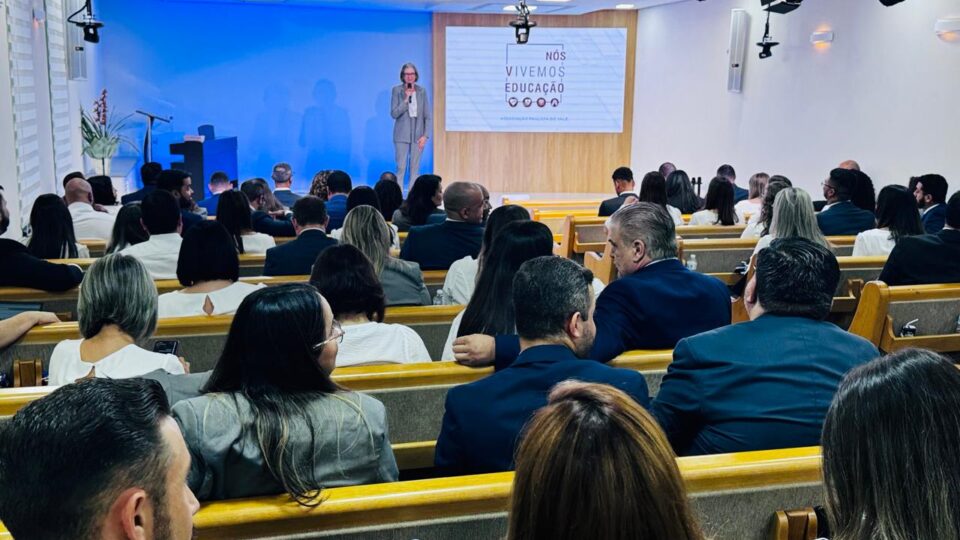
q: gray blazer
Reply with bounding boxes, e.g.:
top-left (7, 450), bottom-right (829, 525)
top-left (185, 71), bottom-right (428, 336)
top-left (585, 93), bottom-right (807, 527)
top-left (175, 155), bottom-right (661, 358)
top-left (391, 84), bottom-right (431, 143)
top-left (382, 257), bottom-right (431, 306)
top-left (172, 390), bottom-right (398, 501)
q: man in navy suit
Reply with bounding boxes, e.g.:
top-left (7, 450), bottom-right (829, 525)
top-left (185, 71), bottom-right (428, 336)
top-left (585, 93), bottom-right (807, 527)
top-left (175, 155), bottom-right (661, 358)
top-left (880, 191), bottom-right (960, 285)
top-left (816, 168), bottom-right (876, 236)
top-left (157, 169), bottom-right (204, 232)
top-left (324, 170), bottom-right (352, 231)
top-left (652, 238), bottom-right (879, 456)
top-left (434, 256), bottom-right (650, 475)
top-left (400, 181), bottom-right (485, 270)
top-left (121, 162), bottom-right (162, 205)
top-left (240, 180), bottom-right (295, 237)
top-left (598, 167), bottom-right (637, 217)
top-left (914, 173), bottom-right (949, 234)
top-left (197, 171), bottom-right (232, 217)
top-left (453, 202), bottom-right (731, 368)
top-left (718, 164), bottom-right (749, 203)
top-left (263, 196), bottom-right (337, 276)
top-left (271, 162), bottom-right (301, 209)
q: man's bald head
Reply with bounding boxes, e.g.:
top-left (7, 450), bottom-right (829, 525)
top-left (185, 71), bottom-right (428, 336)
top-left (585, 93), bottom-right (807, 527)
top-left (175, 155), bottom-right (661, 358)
top-left (839, 160), bottom-right (860, 171)
top-left (443, 182), bottom-right (485, 224)
top-left (64, 178), bottom-right (94, 206)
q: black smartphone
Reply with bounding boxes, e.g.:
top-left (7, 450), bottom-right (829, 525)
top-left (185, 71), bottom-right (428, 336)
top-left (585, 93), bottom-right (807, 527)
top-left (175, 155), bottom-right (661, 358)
top-left (153, 340), bottom-right (180, 355)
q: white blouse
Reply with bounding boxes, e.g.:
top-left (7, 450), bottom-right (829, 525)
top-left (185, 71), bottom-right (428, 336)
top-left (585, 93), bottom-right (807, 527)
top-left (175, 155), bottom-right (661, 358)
top-left (336, 321), bottom-right (432, 366)
top-left (688, 208), bottom-right (744, 226)
top-left (238, 233), bottom-right (276, 254)
top-left (852, 228), bottom-right (896, 257)
top-left (157, 281), bottom-right (266, 318)
top-left (20, 237), bottom-right (90, 258)
top-left (666, 205), bottom-right (684, 227)
top-left (442, 256), bottom-right (480, 305)
top-left (735, 200), bottom-right (761, 219)
top-left (49, 340), bottom-right (184, 386)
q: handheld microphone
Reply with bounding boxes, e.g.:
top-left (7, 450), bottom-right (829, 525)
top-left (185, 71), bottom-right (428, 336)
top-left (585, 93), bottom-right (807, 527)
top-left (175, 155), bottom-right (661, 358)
top-left (407, 82), bottom-right (413, 103)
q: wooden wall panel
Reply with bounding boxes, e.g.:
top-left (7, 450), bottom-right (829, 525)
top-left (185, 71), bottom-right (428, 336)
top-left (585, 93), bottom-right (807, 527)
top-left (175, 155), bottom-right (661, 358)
top-left (432, 11), bottom-right (637, 194)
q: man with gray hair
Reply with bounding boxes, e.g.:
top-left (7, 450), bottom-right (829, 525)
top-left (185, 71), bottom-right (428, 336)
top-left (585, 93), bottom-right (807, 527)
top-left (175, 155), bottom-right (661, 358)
top-left (400, 181), bottom-right (485, 270)
top-left (435, 256), bottom-right (650, 475)
top-left (454, 202), bottom-right (731, 368)
top-left (271, 162), bottom-right (301, 209)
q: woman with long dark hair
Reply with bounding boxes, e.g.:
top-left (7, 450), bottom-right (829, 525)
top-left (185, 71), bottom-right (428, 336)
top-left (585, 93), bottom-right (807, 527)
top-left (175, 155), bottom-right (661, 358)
top-left (688, 177), bottom-right (741, 226)
top-left (666, 170), bottom-right (703, 215)
top-left (216, 190), bottom-right (276, 254)
top-left (638, 171), bottom-right (684, 226)
top-left (374, 179), bottom-right (404, 223)
top-left (105, 203), bottom-right (149, 254)
top-left (23, 194), bottom-right (87, 259)
top-left (852, 185), bottom-right (924, 257)
top-left (172, 283), bottom-right (398, 502)
top-left (742, 176), bottom-right (792, 238)
top-left (391, 174), bottom-right (444, 232)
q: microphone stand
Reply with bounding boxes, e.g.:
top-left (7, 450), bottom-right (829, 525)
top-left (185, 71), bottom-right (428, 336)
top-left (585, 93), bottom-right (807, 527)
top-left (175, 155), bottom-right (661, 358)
top-left (135, 110), bottom-right (172, 163)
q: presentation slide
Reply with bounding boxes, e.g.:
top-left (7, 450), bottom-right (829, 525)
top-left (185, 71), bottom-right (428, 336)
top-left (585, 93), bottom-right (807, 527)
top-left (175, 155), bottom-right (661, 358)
top-left (446, 26), bottom-right (627, 133)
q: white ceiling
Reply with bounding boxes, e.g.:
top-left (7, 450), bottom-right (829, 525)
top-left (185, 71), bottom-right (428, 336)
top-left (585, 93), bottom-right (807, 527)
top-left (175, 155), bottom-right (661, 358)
top-left (164, 0), bottom-right (689, 15)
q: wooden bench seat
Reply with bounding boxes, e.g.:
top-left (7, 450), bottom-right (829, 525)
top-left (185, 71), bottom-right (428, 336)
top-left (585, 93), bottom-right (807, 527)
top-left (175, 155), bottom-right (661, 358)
top-left (849, 281), bottom-right (960, 355)
top-left (0, 446), bottom-right (821, 539)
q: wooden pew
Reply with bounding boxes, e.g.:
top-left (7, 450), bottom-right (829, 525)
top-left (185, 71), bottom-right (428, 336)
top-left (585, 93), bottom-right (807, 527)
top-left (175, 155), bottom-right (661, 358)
top-left (76, 238), bottom-right (296, 259)
top-left (0, 446), bottom-right (821, 539)
top-left (848, 281), bottom-right (960, 354)
top-left (770, 507), bottom-right (819, 540)
top-left (502, 197), bottom-right (603, 214)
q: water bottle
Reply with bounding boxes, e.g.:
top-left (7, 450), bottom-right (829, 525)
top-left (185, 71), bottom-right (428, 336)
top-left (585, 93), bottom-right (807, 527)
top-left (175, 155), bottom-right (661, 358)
top-left (685, 253), bottom-right (698, 272)
top-left (433, 290), bottom-right (447, 306)
top-left (900, 318), bottom-right (919, 338)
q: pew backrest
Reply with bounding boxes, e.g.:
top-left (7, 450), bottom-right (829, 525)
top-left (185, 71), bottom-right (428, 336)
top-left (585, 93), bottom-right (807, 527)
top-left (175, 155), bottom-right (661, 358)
top-left (849, 281), bottom-right (960, 353)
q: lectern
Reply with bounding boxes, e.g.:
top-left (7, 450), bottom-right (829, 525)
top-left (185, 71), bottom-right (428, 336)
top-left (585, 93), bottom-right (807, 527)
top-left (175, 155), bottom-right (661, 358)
top-left (169, 127), bottom-right (238, 200)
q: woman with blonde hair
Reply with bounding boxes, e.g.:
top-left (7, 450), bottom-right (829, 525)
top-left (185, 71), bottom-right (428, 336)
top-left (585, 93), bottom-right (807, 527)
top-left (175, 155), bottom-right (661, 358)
top-left (341, 205), bottom-right (430, 306)
top-left (753, 188), bottom-right (830, 255)
top-left (735, 172), bottom-right (770, 218)
top-left (508, 381), bottom-right (703, 540)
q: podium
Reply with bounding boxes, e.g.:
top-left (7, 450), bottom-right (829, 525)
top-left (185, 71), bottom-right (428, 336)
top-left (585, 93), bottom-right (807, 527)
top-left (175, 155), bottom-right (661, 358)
top-left (170, 129), bottom-right (238, 200)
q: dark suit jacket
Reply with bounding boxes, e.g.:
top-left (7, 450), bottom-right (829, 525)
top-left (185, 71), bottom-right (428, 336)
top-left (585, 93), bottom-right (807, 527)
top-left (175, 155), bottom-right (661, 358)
top-left (121, 185), bottom-right (156, 205)
top-left (434, 344), bottom-right (650, 475)
top-left (251, 210), bottom-right (295, 237)
top-left (326, 194), bottom-right (348, 231)
top-left (879, 229), bottom-right (960, 286)
top-left (263, 229), bottom-right (337, 276)
top-left (273, 189), bottom-right (301, 209)
top-left (651, 314), bottom-right (878, 456)
top-left (180, 210), bottom-right (204, 232)
top-left (921, 204), bottom-right (946, 234)
top-left (399, 220), bottom-right (484, 270)
top-left (494, 259), bottom-right (732, 369)
top-left (816, 201), bottom-right (876, 236)
top-left (0, 239), bottom-right (84, 292)
top-left (598, 194), bottom-right (633, 217)
top-left (198, 193), bottom-right (222, 216)
top-left (733, 185), bottom-right (749, 203)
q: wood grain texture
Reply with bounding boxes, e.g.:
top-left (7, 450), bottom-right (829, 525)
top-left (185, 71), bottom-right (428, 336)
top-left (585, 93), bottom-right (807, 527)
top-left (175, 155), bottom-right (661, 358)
top-left (432, 11), bottom-right (637, 194)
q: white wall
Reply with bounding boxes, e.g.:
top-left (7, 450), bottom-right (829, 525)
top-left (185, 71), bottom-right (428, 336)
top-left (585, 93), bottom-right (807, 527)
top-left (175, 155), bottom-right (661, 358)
top-left (631, 0), bottom-right (960, 197)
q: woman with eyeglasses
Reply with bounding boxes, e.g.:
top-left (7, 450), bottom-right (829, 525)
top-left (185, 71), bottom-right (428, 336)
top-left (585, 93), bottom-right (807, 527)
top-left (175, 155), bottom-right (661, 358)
top-left (172, 283), bottom-right (399, 503)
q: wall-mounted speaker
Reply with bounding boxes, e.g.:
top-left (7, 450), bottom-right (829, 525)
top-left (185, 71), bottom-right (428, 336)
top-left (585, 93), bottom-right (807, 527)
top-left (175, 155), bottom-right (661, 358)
top-left (728, 9), bottom-right (750, 93)
top-left (66, 0), bottom-right (87, 80)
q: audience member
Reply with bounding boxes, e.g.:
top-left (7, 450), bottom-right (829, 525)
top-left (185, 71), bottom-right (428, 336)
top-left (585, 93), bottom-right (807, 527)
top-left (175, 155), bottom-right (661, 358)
top-left (157, 169), bottom-right (203, 231)
top-left (742, 176), bottom-right (792, 238)
top-left (121, 161), bottom-right (162, 204)
top-left (598, 166), bottom-right (637, 217)
top-left (379, 171), bottom-right (398, 183)
top-left (216, 190), bottom-right (276, 254)
top-left (658, 161), bottom-right (677, 180)
top-left (435, 257), bottom-right (650, 475)
top-left (753, 188), bottom-right (830, 255)
top-left (121, 190), bottom-right (183, 279)
top-left (0, 378), bottom-right (199, 539)
top-left (400, 181), bottom-right (485, 270)
top-left (0, 310), bottom-right (59, 351)
top-left (374, 177), bottom-right (404, 223)
top-left (311, 245), bottom-right (430, 366)
top-left (852, 185), bottom-right (924, 257)
top-left (508, 381), bottom-right (704, 540)
top-left (392, 174), bottom-right (445, 231)
top-left (239, 178), bottom-right (295, 236)
top-left (849, 169), bottom-right (877, 213)
top-left (325, 170), bottom-right (353, 231)
top-left (821, 349), bottom-right (960, 540)
top-left (817, 168), bottom-right (877, 235)
top-left (271, 162), bottom-right (301, 208)
top-left (308, 169), bottom-right (331, 200)
top-left (838, 159), bottom-right (860, 171)
top-left (61, 170), bottom-right (85, 188)
top-left (652, 238), bottom-right (878, 456)
top-left (688, 176), bottom-right (741, 226)
top-left (198, 171), bottom-right (233, 216)
top-left (718, 164), bottom-right (748, 203)
top-left (0, 188), bottom-right (83, 291)
top-left (914, 173), bottom-right (949, 233)
top-left (457, 203), bottom-right (731, 368)
top-left (172, 284), bottom-right (398, 501)
top-left (340, 205), bottom-right (430, 306)
top-left (159, 221), bottom-right (264, 318)
top-left (329, 186), bottom-right (399, 248)
top-left (23, 194), bottom-right (88, 258)
top-left (442, 221), bottom-right (555, 359)
top-left (251, 177), bottom-right (286, 214)
top-left (666, 170), bottom-right (703, 215)
top-left (638, 171), bottom-right (684, 226)
top-left (65, 177), bottom-right (116, 240)
top-left (87, 174), bottom-right (119, 210)
top-left (879, 191), bottom-right (960, 285)
top-left (48, 254), bottom-right (185, 385)
top-left (106, 202), bottom-right (149, 254)
top-left (734, 172), bottom-right (769, 218)
top-left (441, 204), bottom-right (531, 305)
top-left (263, 196), bottom-right (337, 276)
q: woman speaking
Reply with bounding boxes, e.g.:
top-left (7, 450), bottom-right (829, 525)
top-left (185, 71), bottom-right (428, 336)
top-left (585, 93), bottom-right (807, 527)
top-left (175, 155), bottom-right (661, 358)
top-left (391, 62), bottom-right (431, 186)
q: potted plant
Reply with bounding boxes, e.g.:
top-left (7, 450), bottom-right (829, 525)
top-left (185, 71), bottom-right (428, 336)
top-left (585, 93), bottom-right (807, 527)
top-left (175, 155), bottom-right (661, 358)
top-left (80, 89), bottom-right (136, 176)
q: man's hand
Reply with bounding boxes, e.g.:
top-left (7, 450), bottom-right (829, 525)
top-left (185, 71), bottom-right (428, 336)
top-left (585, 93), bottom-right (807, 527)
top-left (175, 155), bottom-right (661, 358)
top-left (29, 312), bottom-right (61, 326)
top-left (417, 136), bottom-right (427, 152)
top-left (178, 357), bottom-right (191, 374)
top-left (453, 334), bottom-right (496, 367)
